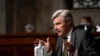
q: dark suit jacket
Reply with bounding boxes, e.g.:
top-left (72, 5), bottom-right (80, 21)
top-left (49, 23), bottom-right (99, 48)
top-left (52, 28), bottom-right (98, 56)
top-left (76, 25), bottom-right (96, 32)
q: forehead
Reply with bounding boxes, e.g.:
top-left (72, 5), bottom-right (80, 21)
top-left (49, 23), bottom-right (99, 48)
top-left (53, 16), bottom-right (64, 23)
top-left (81, 18), bottom-right (87, 21)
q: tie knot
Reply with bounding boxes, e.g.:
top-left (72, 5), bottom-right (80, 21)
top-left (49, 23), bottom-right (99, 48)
top-left (63, 36), bottom-right (67, 40)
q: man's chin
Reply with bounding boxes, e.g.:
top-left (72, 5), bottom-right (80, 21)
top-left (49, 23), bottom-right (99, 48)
top-left (58, 33), bottom-right (65, 37)
top-left (58, 34), bottom-right (63, 37)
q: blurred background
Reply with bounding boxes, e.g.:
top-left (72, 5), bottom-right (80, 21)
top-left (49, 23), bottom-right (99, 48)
top-left (0, 0), bottom-right (100, 34)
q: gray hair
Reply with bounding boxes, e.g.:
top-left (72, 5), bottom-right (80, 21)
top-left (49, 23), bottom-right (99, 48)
top-left (51, 9), bottom-right (73, 22)
top-left (25, 23), bottom-right (34, 30)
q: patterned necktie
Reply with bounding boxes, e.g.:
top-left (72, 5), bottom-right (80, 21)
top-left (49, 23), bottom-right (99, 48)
top-left (62, 49), bottom-right (68, 56)
top-left (62, 36), bottom-right (68, 56)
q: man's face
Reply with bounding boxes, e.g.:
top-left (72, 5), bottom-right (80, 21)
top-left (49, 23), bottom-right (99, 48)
top-left (80, 18), bottom-right (90, 26)
top-left (80, 19), bottom-right (87, 25)
top-left (25, 29), bottom-right (33, 33)
top-left (53, 16), bottom-right (69, 37)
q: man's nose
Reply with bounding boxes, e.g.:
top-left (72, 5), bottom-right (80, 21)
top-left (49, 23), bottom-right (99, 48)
top-left (54, 26), bottom-right (58, 31)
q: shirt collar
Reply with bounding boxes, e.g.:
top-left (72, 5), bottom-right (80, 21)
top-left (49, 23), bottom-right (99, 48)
top-left (66, 28), bottom-right (73, 37)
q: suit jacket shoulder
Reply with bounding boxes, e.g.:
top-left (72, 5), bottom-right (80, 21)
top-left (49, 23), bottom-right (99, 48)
top-left (72, 28), bottom-right (98, 56)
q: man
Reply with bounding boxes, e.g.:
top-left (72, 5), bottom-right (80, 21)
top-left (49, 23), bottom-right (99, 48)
top-left (25, 23), bottom-right (35, 33)
top-left (35, 9), bottom-right (98, 56)
top-left (76, 16), bottom-right (95, 32)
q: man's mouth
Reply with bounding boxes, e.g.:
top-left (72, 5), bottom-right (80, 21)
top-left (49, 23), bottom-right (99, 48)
top-left (57, 31), bottom-right (61, 34)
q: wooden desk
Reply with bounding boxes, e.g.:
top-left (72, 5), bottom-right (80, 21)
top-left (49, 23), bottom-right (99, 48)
top-left (0, 33), bottom-right (57, 56)
top-left (92, 32), bottom-right (100, 37)
top-left (0, 32), bottom-right (99, 56)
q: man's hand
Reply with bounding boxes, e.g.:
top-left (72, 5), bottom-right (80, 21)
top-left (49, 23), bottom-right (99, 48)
top-left (42, 37), bottom-right (51, 52)
top-left (34, 37), bottom-right (51, 52)
top-left (63, 40), bottom-right (75, 54)
top-left (34, 39), bottom-right (40, 46)
top-left (45, 38), bottom-right (50, 50)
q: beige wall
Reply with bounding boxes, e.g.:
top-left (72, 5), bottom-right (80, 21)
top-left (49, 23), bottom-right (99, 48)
top-left (71, 9), bottom-right (100, 26)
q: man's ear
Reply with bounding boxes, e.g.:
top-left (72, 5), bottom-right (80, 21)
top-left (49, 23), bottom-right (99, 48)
top-left (87, 22), bottom-right (90, 26)
top-left (67, 21), bottom-right (71, 26)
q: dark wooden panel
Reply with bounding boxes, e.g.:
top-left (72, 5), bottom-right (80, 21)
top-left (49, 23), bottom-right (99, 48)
top-left (0, 33), bottom-right (57, 56)
top-left (0, 32), bottom-right (99, 56)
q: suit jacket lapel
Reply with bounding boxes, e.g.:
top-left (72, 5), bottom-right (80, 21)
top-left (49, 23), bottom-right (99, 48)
top-left (70, 29), bottom-right (76, 48)
top-left (70, 29), bottom-right (77, 56)
top-left (56, 37), bottom-right (63, 56)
